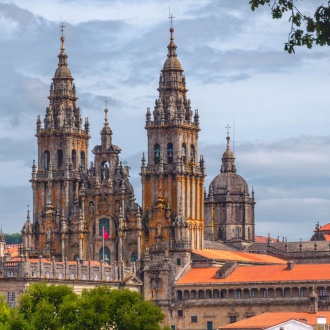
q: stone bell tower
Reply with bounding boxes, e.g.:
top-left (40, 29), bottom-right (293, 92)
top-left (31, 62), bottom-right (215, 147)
top-left (141, 25), bottom-right (206, 301)
top-left (22, 29), bottom-right (90, 259)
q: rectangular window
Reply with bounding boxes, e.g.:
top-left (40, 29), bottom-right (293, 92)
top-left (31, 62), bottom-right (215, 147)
top-left (58, 273), bottom-right (63, 279)
top-left (7, 271), bottom-right (14, 277)
top-left (207, 321), bottom-right (213, 330)
top-left (199, 291), bottom-right (205, 299)
top-left (171, 326), bottom-right (176, 330)
top-left (82, 274), bottom-right (87, 280)
top-left (70, 273), bottom-right (75, 279)
top-left (229, 316), bottom-right (237, 324)
top-left (178, 310), bottom-right (183, 317)
top-left (93, 274), bottom-right (98, 281)
top-left (7, 292), bottom-right (15, 307)
top-left (191, 316), bottom-right (198, 323)
top-left (263, 290), bottom-right (268, 298)
top-left (319, 288), bottom-right (326, 297)
top-left (99, 218), bottom-right (110, 237)
top-left (235, 290), bottom-right (242, 298)
top-left (176, 258), bottom-right (181, 266)
top-left (299, 288), bottom-right (305, 297)
top-left (250, 289), bottom-right (256, 298)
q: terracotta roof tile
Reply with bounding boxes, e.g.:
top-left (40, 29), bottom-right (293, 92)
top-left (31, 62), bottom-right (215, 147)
top-left (255, 236), bottom-right (277, 243)
top-left (177, 263), bottom-right (330, 285)
top-left (220, 312), bottom-right (330, 328)
top-left (192, 249), bottom-right (286, 264)
top-left (320, 223), bottom-right (330, 231)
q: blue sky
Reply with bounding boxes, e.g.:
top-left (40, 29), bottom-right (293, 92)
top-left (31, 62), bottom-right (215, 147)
top-left (0, 0), bottom-right (329, 240)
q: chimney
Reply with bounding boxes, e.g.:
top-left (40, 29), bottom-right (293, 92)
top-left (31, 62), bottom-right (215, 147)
top-left (287, 260), bottom-right (294, 270)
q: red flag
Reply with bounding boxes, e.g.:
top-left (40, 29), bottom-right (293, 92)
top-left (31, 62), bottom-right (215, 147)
top-left (103, 228), bottom-right (109, 239)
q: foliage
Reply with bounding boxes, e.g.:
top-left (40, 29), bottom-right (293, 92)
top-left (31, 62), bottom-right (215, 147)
top-left (249, 0), bottom-right (330, 53)
top-left (4, 233), bottom-right (22, 244)
top-left (0, 296), bottom-right (11, 326)
top-left (1, 284), bottom-right (166, 330)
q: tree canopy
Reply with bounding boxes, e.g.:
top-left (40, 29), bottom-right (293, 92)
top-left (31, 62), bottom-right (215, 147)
top-left (249, 0), bottom-right (330, 53)
top-left (1, 283), bottom-right (166, 330)
top-left (4, 233), bottom-right (22, 244)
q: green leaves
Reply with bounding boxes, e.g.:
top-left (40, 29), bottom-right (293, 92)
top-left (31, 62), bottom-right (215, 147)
top-left (249, 0), bottom-right (330, 52)
top-left (1, 284), bottom-right (165, 330)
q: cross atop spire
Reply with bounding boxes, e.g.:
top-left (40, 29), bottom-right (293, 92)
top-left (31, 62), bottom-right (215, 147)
top-left (168, 13), bottom-right (175, 28)
top-left (225, 124), bottom-right (231, 137)
top-left (60, 22), bottom-right (66, 36)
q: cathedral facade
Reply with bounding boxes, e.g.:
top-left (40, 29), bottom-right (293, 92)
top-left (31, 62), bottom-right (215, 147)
top-left (21, 25), bottom-right (255, 307)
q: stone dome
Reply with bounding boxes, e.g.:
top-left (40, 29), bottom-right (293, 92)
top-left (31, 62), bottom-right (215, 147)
top-left (210, 172), bottom-right (248, 196)
top-left (222, 148), bottom-right (234, 159)
top-left (163, 56), bottom-right (182, 71)
top-left (55, 65), bottom-right (72, 78)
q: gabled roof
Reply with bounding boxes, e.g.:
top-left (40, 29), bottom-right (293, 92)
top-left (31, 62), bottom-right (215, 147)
top-left (220, 312), bottom-right (330, 329)
top-left (176, 263), bottom-right (330, 285)
top-left (192, 249), bottom-right (286, 264)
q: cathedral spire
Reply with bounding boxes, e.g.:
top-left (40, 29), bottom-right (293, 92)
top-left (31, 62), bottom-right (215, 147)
top-left (221, 135), bottom-right (237, 173)
top-left (100, 103), bottom-right (112, 150)
top-left (58, 23), bottom-right (68, 68)
top-left (167, 27), bottom-right (177, 58)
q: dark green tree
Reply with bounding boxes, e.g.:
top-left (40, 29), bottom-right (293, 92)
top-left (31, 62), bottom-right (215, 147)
top-left (249, 0), bottom-right (330, 53)
top-left (4, 233), bottom-right (22, 244)
top-left (3, 284), bottom-right (166, 330)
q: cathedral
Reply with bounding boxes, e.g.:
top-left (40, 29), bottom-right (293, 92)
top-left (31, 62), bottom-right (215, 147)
top-left (21, 24), bottom-right (254, 262)
top-left (20, 25), bottom-right (255, 306)
top-left (5, 23), bottom-right (330, 330)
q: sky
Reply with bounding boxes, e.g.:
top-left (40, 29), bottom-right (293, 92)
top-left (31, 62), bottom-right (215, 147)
top-left (0, 0), bottom-right (329, 241)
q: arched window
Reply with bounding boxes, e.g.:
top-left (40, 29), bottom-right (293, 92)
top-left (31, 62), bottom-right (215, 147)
top-left (57, 149), bottom-right (63, 169)
top-left (182, 143), bottom-right (187, 164)
top-left (80, 151), bottom-right (85, 168)
top-left (72, 149), bottom-right (77, 169)
top-left (99, 218), bottom-right (110, 237)
top-left (131, 251), bottom-right (138, 263)
top-left (44, 150), bottom-right (50, 170)
top-left (73, 254), bottom-right (79, 261)
top-left (190, 144), bottom-right (195, 164)
top-left (99, 247), bottom-right (110, 264)
top-left (167, 143), bottom-right (173, 164)
top-left (101, 161), bottom-right (110, 180)
top-left (218, 227), bottom-right (224, 241)
top-left (154, 144), bottom-right (160, 164)
top-left (234, 227), bottom-right (239, 238)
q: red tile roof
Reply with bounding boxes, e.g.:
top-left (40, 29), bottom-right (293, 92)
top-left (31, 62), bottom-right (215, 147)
top-left (176, 263), bottom-right (330, 285)
top-left (193, 249), bottom-right (286, 264)
top-left (320, 223), bottom-right (330, 231)
top-left (220, 312), bottom-right (330, 328)
top-left (255, 236), bottom-right (277, 243)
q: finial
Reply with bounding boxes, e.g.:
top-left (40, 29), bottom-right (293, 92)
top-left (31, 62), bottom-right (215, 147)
top-left (27, 205), bottom-right (30, 222)
top-left (59, 22), bottom-right (66, 49)
top-left (225, 125), bottom-right (231, 149)
top-left (104, 100), bottom-right (109, 126)
top-left (169, 13), bottom-right (175, 30)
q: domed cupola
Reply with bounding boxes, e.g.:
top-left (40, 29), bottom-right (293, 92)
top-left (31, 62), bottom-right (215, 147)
top-left (204, 135), bottom-right (255, 243)
top-left (210, 135), bottom-right (249, 199)
top-left (163, 27), bottom-right (182, 71)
